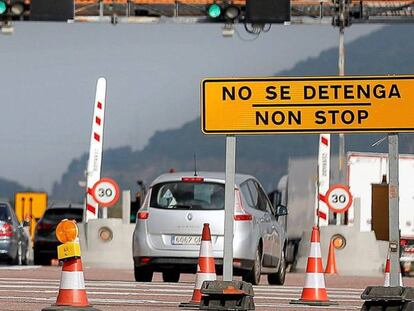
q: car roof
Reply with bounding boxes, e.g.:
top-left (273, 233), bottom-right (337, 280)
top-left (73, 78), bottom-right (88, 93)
top-left (47, 202), bottom-right (84, 210)
top-left (150, 171), bottom-right (255, 187)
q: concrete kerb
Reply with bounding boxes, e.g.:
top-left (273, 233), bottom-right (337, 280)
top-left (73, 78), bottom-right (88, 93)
top-left (295, 225), bottom-right (387, 276)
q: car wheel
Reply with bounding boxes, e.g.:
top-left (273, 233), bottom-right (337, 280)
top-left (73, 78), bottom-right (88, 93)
top-left (268, 249), bottom-right (286, 285)
top-left (33, 250), bottom-right (48, 266)
top-left (134, 266), bottom-right (153, 282)
top-left (243, 247), bottom-right (262, 285)
top-left (162, 270), bottom-right (180, 283)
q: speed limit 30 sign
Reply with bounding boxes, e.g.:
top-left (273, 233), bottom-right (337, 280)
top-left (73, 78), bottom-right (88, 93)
top-left (324, 184), bottom-right (353, 214)
top-left (91, 177), bottom-right (120, 207)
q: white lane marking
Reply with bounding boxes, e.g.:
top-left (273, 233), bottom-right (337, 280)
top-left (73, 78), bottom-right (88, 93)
top-left (256, 302), bottom-right (361, 310)
top-left (0, 266), bottom-right (41, 270)
top-left (0, 280), bottom-right (365, 292)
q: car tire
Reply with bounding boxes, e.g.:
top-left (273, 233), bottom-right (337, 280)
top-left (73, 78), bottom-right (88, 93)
top-left (33, 250), bottom-right (48, 266)
top-left (268, 249), bottom-right (286, 285)
top-left (243, 247), bottom-right (262, 285)
top-left (162, 270), bottom-right (180, 283)
top-left (134, 266), bottom-right (153, 282)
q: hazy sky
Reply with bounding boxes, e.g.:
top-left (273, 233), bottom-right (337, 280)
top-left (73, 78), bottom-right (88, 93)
top-left (0, 21), bottom-right (381, 192)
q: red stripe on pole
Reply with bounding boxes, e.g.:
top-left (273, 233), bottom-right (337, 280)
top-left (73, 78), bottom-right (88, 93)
top-left (95, 116), bottom-right (101, 125)
top-left (87, 188), bottom-right (93, 196)
top-left (97, 101), bottom-right (102, 109)
top-left (87, 204), bottom-right (96, 214)
top-left (317, 211), bottom-right (327, 220)
top-left (321, 136), bottom-right (329, 146)
top-left (319, 193), bottom-right (326, 202)
top-left (94, 133), bottom-right (100, 142)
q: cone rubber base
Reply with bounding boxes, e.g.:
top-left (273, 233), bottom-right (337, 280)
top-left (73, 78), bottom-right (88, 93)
top-left (178, 301), bottom-right (200, 309)
top-left (290, 299), bottom-right (338, 306)
top-left (42, 306), bottom-right (102, 311)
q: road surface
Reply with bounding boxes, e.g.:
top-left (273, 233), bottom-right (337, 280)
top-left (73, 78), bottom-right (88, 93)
top-left (0, 265), bottom-right (412, 310)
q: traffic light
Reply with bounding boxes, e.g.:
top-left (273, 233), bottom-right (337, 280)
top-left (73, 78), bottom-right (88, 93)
top-left (245, 0), bottom-right (290, 24)
top-left (206, 3), bottom-right (242, 22)
top-left (0, 0), bottom-right (30, 21)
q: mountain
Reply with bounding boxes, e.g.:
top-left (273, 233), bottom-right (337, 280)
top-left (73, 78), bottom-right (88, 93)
top-left (0, 178), bottom-right (33, 201)
top-left (52, 25), bottom-right (414, 201)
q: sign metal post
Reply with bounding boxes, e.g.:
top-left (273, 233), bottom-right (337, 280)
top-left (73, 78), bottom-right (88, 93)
top-left (388, 133), bottom-right (400, 286)
top-left (223, 135), bottom-right (236, 281)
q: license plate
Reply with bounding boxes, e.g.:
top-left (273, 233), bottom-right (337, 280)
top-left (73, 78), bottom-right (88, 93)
top-left (172, 235), bottom-right (201, 245)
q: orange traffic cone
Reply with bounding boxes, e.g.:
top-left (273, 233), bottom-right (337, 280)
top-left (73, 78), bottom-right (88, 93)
top-left (325, 239), bottom-right (338, 274)
top-left (179, 223), bottom-right (217, 308)
top-left (384, 251), bottom-right (403, 287)
top-left (290, 226), bottom-right (337, 306)
top-left (42, 257), bottom-right (100, 311)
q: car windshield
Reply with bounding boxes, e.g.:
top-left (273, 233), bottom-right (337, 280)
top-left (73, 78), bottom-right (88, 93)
top-left (0, 204), bottom-right (11, 222)
top-left (43, 208), bottom-right (83, 223)
top-left (150, 181), bottom-right (225, 210)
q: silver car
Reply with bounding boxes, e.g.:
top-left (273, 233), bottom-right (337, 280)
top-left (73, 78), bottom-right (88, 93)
top-left (0, 201), bottom-right (30, 265)
top-left (132, 171), bottom-right (288, 285)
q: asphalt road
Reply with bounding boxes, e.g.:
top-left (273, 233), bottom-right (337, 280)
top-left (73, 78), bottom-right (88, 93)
top-left (0, 265), bottom-right (413, 311)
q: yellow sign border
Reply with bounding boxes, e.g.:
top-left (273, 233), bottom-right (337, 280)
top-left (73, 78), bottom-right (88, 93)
top-left (201, 75), bottom-right (414, 134)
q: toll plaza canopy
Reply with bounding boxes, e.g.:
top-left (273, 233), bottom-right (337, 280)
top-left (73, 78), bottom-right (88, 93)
top-left (63, 0), bottom-right (413, 21)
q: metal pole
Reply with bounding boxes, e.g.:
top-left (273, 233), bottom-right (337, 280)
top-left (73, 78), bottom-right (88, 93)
top-left (337, 25), bottom-right (346, 225)
top-left (122, 190), bottom-right (131, 224)
top-left (388, 133), bottom-right (400, 286)
top-left (99, 1), bottom-right (104, 18)
top-left (223, 135), bottom-right (236, 281)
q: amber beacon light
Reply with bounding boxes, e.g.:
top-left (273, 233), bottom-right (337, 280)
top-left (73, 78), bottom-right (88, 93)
top-left (56, 219), bottom-right (79, 243)
top-left (56, 219), bottom-right (81, 260)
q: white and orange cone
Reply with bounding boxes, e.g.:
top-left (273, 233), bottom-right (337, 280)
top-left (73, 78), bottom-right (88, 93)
top-left (42, 257), bottom-right (100, 311)
top-left (179, 223), bottom-right (217, 308)
top-left (290, 226), bottom-right (337, 306)
top-left (324, 239), bottom-right (338, 274)
top-left (384, 251), bottom-right (403, 287)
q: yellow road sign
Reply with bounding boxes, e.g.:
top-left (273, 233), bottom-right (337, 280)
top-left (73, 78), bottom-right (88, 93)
top-left (201, 75), bottom-right (414, 134)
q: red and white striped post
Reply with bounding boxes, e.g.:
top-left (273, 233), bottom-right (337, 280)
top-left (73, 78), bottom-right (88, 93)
top-left (316, 134), bottom-right (330, 227)
top-left (86, 78), bottom-right (106, 221)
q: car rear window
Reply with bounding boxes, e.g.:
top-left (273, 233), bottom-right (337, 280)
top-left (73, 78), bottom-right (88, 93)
top-left (150, 181), bottom-right (225, 210)
top-left (43, 208), bottom-right (83, 223)
top-left (0, 204), bottom-right (11, 221)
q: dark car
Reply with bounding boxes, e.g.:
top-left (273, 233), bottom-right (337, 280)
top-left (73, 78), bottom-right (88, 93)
top-left (33, 203), bottom-right (83, 265)
top-left (0, 201), bottom-right (29, 265)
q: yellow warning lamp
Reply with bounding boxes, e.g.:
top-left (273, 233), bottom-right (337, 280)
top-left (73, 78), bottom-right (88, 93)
top-left (56, 219), bottom-right (78, 243)
top-left (56, 219), bottom-right (81, 260)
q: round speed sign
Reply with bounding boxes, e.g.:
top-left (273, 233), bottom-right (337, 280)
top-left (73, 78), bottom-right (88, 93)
top-left (92, 178), bottom-right (120, 207)
top-left (325, 184), bottom-right (353, 214)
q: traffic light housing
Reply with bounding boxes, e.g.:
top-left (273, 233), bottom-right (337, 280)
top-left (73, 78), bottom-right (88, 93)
top-left (0, 0), bottom-right (30, 21)
top-left (245, 0), bottom-right (291, 24)
top-left (206, 3), bottom-right (242, 22)
top-left (30, 0), bottom-right (74, 21)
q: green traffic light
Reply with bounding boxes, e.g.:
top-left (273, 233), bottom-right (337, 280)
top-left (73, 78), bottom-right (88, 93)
top-left (208, 4), bottom-right (221, 18)
top-left (0, 1), bottom-right (7, 15)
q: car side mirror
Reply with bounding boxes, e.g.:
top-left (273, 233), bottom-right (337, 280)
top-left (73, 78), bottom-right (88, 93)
top-left (276, 205), bottom-right (288, 217)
